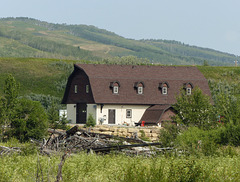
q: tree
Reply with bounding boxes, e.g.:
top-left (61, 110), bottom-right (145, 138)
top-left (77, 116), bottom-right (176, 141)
top-left (173, 87), bottom-right (215, 129)
top-left (11, 99), bottom-right (48, 142)
top-left (85, 113), bottom-right (96, 127)
top-left (0, 74), bottom-right (49, 142)
top-left (2, 74), bottom-right (20, 127)
top-left (203, 60), bottom-right (209, 66)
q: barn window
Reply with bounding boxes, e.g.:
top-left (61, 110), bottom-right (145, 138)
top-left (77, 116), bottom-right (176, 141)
top-left (159, 82), bottom-right (169, 95)
top-left (134, 81), bottom-right (144, 95)
top-left (138, 86), bottom-right (143, 94)
top-left (186, 88), bottom-right (191, 95)
top-left (113, 86), bottom-right (119, 94)
top-left (74, 85), bottom-right (78, 94)
top-left (86, 85), bottom-right (89, 93)
top-left (184, 82), bottom-right (194, 95)
top-left (126, 109), bottom-right (132, 118)
top-left (110, 81), bottom-right (120, 94)
top-left (162, 87), bottom-right (168, 95)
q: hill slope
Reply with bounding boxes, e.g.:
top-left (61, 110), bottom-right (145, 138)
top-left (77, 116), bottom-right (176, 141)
top-left (0, 17), bottom-right (238, 65)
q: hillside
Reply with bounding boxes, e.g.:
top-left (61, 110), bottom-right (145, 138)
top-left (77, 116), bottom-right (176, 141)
top-left (0, 17), bottom-right (238, 66)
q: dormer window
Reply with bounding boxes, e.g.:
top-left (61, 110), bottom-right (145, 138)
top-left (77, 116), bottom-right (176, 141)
top-left (162, 87), bottom-right (168, 95)
top-left (186, 88), bottom-right (191, 95)
top-left (110, 81), bottom-right (120, 94)
top-left (134, 82), bottom-right (144, 95)
top-left (138, 86), bottom-right (143, 94)
top-left (159, 82), bottom-right (170, 95)
top-left (184, 82), bottom-right (194, 95)
top-left (113, 86), bottom-right (118, 94)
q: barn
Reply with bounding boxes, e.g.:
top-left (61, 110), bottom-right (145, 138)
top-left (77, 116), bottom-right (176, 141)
top-left (61, 64), bottom-right (211, 126)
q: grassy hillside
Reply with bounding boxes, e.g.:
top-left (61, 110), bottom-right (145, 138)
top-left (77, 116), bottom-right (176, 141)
top-left (0, 17), bottom-right (238, 66)
top-left (0, 58), bottom-right (82, 98)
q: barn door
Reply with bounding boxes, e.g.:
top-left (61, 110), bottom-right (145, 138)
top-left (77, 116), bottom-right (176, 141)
top-left (108, 109), bottom-right (115, 124)
top-left (76, 103), bottom-right (87, 124)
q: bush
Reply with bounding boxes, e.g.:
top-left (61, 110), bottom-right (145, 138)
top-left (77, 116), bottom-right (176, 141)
top-left (176, 127), bottom-right (219, 156)
top-left (159, 123), bottom-right (180, 147)
top-left (85, 114), bottom-right (96, 127)
top-left (217, 123), bottom-right (240, 146)
top-left (139, 130), bottom-right (151, 142)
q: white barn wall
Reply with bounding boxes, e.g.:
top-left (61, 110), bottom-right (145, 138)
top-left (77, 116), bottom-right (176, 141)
top-left (86, 104), bottom-right (97, 121)
top-left (67, 104), bottom-right (76, 124)
top-left (96, 104), bottom-right (150, 126)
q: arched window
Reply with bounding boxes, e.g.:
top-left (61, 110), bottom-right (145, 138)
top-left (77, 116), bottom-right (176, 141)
top-left (159, 82), bottom-right (170, 95)
top-left (184, 82), bottom-right (194, 95)
top-left (134, 81), bottom-right (144, 95)
top-left (110, 81), bottom-right (120, 94)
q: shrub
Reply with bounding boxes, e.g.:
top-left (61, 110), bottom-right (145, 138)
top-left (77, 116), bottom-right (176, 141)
top-left (217, 123), bottom-right (240, 146)
top-left (85, 113), bottom-right (96, 127)
top-left (158, 123), bottom-right (180, 147)
top-left (176, 127), bottom-right (219, 156)
top-left (139, 130), bottom-right (151, 142)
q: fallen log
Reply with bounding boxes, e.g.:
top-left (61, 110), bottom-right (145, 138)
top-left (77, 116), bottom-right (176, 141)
top-left (90, 142), bottom-right (162, 153)
top-left (66, 125), bottom-right (79, 136)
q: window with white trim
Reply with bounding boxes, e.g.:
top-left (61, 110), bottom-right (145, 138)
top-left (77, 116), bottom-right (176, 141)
top-left (186, 88), bottom-right (191, 95)
top-left (126, 109), bottom-right (132, 118)
top-left (138, 86), bottom-right (143, 94)
top-left (113, 86), bottom-right (119, 94)
top-left (162, 87), bottom-right (168, 95)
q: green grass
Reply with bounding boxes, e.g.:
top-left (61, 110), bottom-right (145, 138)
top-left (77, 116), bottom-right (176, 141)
top-left (0, 151), bottom-right (240, 182)
top-left (0, 57), bottom-right (81, 97)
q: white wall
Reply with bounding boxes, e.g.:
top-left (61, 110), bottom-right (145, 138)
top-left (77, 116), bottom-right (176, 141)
top-left (96, 104), bottom-right (150, 126)
top-left (67, 104), bottom-right (150, 125)
top-left (87, 104), bottom-right (97, 121)
top-left (67, 104), bottom-right (76, 124)
top-left (67, 104), bottom-right (97, 124)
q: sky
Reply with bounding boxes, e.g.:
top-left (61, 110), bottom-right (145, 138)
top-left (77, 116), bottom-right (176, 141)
top-left (0, 0), bottom-right (240, 57)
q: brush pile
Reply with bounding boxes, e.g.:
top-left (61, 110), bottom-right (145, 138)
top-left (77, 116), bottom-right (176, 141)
top-left (39, 126), bottom-right (172, 156)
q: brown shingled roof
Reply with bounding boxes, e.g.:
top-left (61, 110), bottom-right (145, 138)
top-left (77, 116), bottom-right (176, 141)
top-left (73, 64), bottom-right (211, 105)
top-left (139, 105), bottom-right (173, 124)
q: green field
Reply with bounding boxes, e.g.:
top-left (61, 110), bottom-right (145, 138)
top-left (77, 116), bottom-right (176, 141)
top-left (0, 149), bottom-right (240, 182)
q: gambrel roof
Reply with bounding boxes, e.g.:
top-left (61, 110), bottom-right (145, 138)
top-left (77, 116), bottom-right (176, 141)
top-left (62, 64), bottom-right (211, 105)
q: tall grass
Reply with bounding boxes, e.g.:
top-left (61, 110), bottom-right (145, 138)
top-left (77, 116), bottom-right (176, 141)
top-left (0, 150), bottom-right (240, 182)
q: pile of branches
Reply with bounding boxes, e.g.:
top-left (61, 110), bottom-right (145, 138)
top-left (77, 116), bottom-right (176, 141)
top-left (39, 126), bottom-right (172, 156)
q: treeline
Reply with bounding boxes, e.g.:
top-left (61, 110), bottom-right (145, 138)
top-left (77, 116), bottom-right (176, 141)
top-left (141, 39), bottom-right (237, 65)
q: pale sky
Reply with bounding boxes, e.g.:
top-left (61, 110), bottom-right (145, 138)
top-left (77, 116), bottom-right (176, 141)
top-left (0, 0), bottom-right (240, 56)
